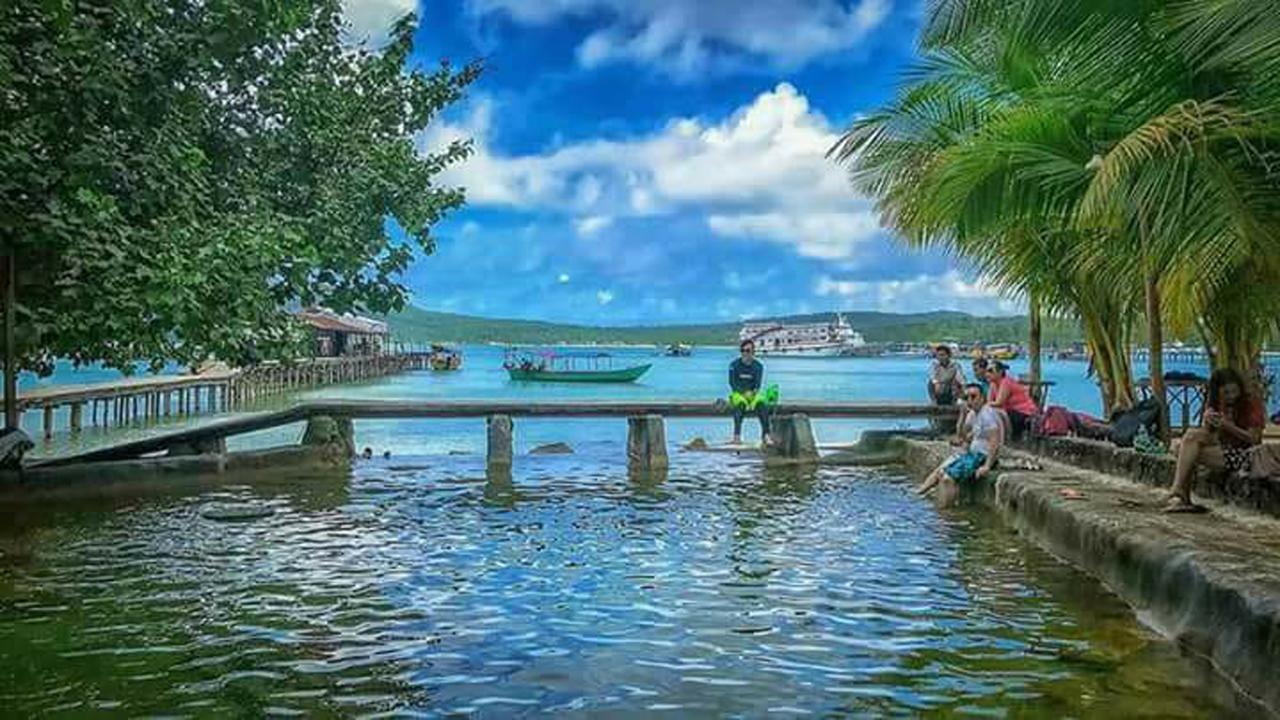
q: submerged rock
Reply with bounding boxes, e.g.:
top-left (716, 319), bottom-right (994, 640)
top-left (682, 437), bottom-right (709, 451)
top-left (201, 504), bottom-right (275, 522)
top-left (529, 442), bottom-right (574, 455)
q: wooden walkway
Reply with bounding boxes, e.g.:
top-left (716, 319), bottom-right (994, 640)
top-left (31, 400), bottom-right (958, 467)
top-left (12, 354), bottom-right (433, 440)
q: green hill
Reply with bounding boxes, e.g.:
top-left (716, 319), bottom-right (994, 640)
top-left (385, 306), bottom-right (1083, 346)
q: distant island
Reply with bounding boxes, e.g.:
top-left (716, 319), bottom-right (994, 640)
top-left (385, 306), bottom-right (1085, 346)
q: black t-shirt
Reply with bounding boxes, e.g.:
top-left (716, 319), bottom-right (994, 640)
top-left (729, 358), bottom-right (763, 393)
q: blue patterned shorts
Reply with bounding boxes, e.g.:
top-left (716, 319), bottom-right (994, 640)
top-left (945, 451), bottom-right (988, 482)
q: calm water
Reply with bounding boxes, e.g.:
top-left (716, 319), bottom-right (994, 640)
top-left (0, 348), bottom-right (1258, 716)
top-left (0, 455), bottom-right (1249, 717)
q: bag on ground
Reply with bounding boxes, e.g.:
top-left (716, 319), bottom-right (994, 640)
top-left (1108, 398), bottom-right (1161, 448)
top-left (1032, 406), bottom-right (1074, 437)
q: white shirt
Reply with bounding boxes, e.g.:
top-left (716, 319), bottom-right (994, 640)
top-left (929, 360), bottom-right (965, 390)
top-left (964, 404), bottom-right (1003, 456)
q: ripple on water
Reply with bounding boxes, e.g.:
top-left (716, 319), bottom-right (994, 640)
top-left (0, 454), bottom-right (1259, 717)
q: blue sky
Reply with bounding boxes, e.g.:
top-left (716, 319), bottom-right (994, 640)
top-left (343, 0), bottom-right (1021, 324)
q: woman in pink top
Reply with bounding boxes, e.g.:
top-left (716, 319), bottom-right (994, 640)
top-left (985, 362), bottom-right (1039, 438)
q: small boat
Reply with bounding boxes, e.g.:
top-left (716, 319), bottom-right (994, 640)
top-left (664, 343), bottom-right (693, 357)
top-left (504, 349), bottom-right (651, 383)
top-left (979, 343), bottom-right (1021, 361)
top-left (428, 344), bottom-right (462, 370)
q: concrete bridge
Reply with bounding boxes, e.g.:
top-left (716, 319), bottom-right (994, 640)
top-left (25, 400), bottom-right (959, 474)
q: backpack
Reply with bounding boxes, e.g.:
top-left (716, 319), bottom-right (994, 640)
top-left (1033, 405), bottom-right (1074, 437)
top-left (1109, 398), bottom-right (1161, 448)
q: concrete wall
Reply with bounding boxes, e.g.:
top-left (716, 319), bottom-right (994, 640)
top-left (1015, 435), bottom-right (1280, 519)
top-left (897, 438), bottom-right (1280, 717)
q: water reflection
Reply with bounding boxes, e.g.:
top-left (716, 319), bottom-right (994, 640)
top-left (0, 455), bottom-right (1253, 717)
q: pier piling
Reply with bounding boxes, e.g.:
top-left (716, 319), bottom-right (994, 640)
top-left (626, 414), bottom-right (669, 471)
top-left (487, 415), bottom-right (514, 471)
top-left (770, 414), bottom-right (819, 464)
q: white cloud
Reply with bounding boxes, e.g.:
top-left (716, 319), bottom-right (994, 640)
top-left (707, 211), bottom-right (880, 260)
top-left (596, 289), bottom-right (616, 305)
top-left (341, 0), bottom-right (416, 45)
top-left (469, 0), bottom-right (892, 77)
top-left (814, 271), bottom-right (1024, 315)
top-left (558, 273), bottom-right (572, 284)
top-left (421, 83), bottom-right (879, 260)
top-left (574, 215), bottom-right (614, 237)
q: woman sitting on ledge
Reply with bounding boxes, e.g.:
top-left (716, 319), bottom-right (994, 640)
top-left (984, 361), bottom-right (1038, 438)
top-left (1166, 368), bottom-right (1265, 512)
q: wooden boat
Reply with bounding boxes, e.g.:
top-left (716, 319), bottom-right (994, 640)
top-left (664, 343), bottom-right (692, 357)
top-left (504, 349), bottom-right (651, 383)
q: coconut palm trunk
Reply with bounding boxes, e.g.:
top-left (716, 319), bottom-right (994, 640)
top-left (1028, 293), bottom-right (1042, 385)
top-left (1144, 271), bottom-right (1167, 441)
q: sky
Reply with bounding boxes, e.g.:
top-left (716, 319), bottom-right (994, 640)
top-left (342, 0), bottom-right (1022, 325)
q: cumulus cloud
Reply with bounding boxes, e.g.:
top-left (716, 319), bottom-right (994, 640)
top-left (814, 271), bottom-right (1023, 315)
top-left (469, 0), bottom-right (892, 76)
top-left (421, 82), bottom-right (881, 260)
top-left (341, 0), bottom-right (416, 45)
top-left (596, 289), bottom-right (616, 305)
top-left (558, 273), bottom-right (571, 284)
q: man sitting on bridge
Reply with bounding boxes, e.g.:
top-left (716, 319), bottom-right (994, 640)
top-left (729, 339), bottom-right (775, 446)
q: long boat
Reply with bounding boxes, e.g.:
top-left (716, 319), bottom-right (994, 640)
top-left (504, 349), bottom-right (651, 383)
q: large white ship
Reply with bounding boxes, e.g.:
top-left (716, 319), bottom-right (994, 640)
top-left (739, 315), bottom-right (867, 357)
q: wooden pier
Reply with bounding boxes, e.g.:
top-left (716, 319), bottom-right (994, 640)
top-left (30, 400), bottom-right (959, 471)
top-left (13, 354), bottom-right (432, 440)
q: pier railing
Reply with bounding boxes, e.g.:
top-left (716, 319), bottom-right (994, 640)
top-left (13, 354), bottom-right (433, 440)
top-left (31, 400), bottom-right (959, 471)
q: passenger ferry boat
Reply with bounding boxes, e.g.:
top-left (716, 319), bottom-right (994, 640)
top-left (739, 315), bottom-right (867, 357)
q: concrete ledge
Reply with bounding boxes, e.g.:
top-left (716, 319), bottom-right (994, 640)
top-left (0, 445), bottom-right (343, 502)
top-left (1016, 435), bottom-right (1280, 519)
top-left (897, 438), bottom-right (1280, 716)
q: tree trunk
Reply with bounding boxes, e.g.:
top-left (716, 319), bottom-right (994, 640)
top-left (3, 251), bottom-right (16, 430)
top-left (1144, 271), bottom-right (1167, 442)
top-left (1028, 293), bottom-right (1042, 385)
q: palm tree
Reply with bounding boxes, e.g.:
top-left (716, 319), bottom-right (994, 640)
top-left (835, 0), bottom-right (1280, 425)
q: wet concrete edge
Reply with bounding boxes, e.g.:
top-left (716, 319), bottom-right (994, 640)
top-left (893, 437), bottom-right (1280, 717)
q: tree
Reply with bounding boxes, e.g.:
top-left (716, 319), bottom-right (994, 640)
top-left (0, 1), bottom-right (479, 427)
top-left (834, 0), bottom-right (1280, 423)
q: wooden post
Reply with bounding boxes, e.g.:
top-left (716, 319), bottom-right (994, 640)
top-left (131, 395), bottom-right (139, 423)
top-left (487, 415), bottom-right (513, 471)
top-left (626, 414), bottom-right (668, 472)
top-left (70, 402), bottom-right (83, 432)
top-left (193, 385), bottom-right (201, 413)
top-left (42, 403), bottom-right (53, 440)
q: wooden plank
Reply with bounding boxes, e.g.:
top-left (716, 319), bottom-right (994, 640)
top-left (14, 371), bottom-right (239, 410)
